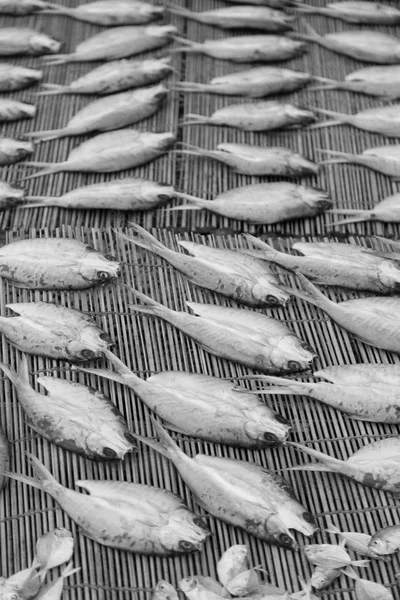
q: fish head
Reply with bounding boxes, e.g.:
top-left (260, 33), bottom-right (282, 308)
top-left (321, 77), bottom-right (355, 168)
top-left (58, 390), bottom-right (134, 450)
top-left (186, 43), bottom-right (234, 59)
top-left (36, 528), bottom-right (74, 570)
top-left (288, 155), bottom-right (319, 177)
top-left (0, 180), bottom-right (26, 210)
top-left (145, 57), bottom-right (174, 79)
top-left (252, 279), bottom-right (290, 308)
top-left (67, 327), bottom-right (113, 362)
top-left (278, 502), bottom-right (319, 539)
top-left (147, 25), bottom-right (178, 39)
top-left (378, 261), bottom-right (400, 292)
top-left (179, 577), bottom-right (201, 594)
top-left (271, 336), bottom-right (317, 374)
top-left (148, 132), bottom-right (176, 151)
top-left (284, 104), bottom-right (316, 127)
top-left (140, 4), bottom-right (165, 19)
top-left (310, 568), bottom-right (328, 590)
top-left (32, 34), bottom-right (61, 55)
top-left (79, 246), bottom-right (121, 285)
top-left (152, 581), bottom-right (178, 600)
top-left (299, 187), bottom-right (333, 213)
top-left (265, 515), bottom-right (298, 550)
top-left (244, 406), bottom-right (291, 446)
top-left (161, 510), bottom-right (210, 555)
top-left (368, 536), bottom-right (389, 557)
top-left (85, 429), bottom-right (136, 460)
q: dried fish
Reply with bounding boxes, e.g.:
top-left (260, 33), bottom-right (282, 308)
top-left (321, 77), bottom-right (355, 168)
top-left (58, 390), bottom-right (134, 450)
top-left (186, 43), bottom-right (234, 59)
top-left (310, 566), bottom-right (340, 590)
top-left (152, 581), bottom-right (179, 600)
top-left (242, 237), bottom-right (400, 293)
top-left (78, 364), bottom-right (291, 447)
top-left (175, 67), bottom-right (311, 98)
top-left (217, 546), bottom-right (249, 588)
top-left (35, 528), bottom-right (74, 574)
top-left (1, 567), bottom-right (41, 600)
top-left (8, 454), bottom-right (210, 555)
top-left (368, 525), bottom-right (400, 557)
top-left (134, 418), bottom-right (318, 549)
top-left (227, 0), bottom-right (293, 6)
top-left (179, 577), bottom-right (226, 600)
top-left (0, 0), bottom-right (48, 14)
top-left (311, 65), bottom-right (400, 99)
top-left (37, 57), bottom-right (173, 96)
top-left (42, 1), bottom-right (164, 25)
top-left (0, 28), bottom-right (60, 56)
top-left (325, 519), bottom-right (378, 558)
top-left (0, 427), bottom-right (9, 492)
top-left (0, 301), bottom-right (114, 362)
top-left (0, 63), bottom-right (42, 91)
top-left (28, 84), bottom-right (167, 141)
top-left (167, 5), bottom-right (294, 31)
top-left (0, 355), bottom-right (136, 460)
top-left (171, 35), bottom-right (306, 63)
top-left (178, 143), bottom-right (318, 176)
top-left (34, 563), bottom-right (80, 600)
top-left (225, 569), bottom-right (261, 596)
top-left (42, 25), bottom-right (177, 65)
top-left (295, 1), bottom-right (400, 24)
top-left (182, 101), bottom-right (315, 131)
top-left (173, 183), bottom-right (332, 224)
top-left (0, 180), bottom-right (26, 210)
top-left (23, 178), bottom-right (175, 211)
top-left (319, 145), bottom-right (400, 178)
top-left (20, 129), bottom-right (175, 181)
top-left (115, 224), bottom-right (289, 307)
top-left (126, 286), bottom-right (316, 374)
top-left (0, 138), bottom-right (33, 166)
top-left (304, 543), bottom-right (369, 569)
top-left (293, 21), bottom-right (400, 63)
top-left (0, 99), bottom-right (35, 121)
top-left (287, 437), bottom-right (400, 495)
top-left (195, 577), bottom-right (229, 599)
top-left (345, 569), bottom-right (394, 600)
top-left (312, 104), bottom-right (400, 137)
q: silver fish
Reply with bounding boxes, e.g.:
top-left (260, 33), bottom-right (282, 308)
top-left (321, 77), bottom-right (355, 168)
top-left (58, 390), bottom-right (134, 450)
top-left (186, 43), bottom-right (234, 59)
top-left (177, 143), bottom-right (318, 177)
top-left (0, 355), bottom-right (136, 460)
top-left (9, 454), bottom-right (210, 556)
top-left (35, 528), bottom-right (74, 574)
top-left (175, 67), bottom-right (311, 98)
top-left (0, 28), bottom-right (60, 56)
top-left (312, 104), bottom-right (400, 137)
top-left (310, 566), bottom-right (340, 590)
top-left (167, 5), bottom-right (294, 31)
top-left (325, 519), bottom-right (378, 559)
top-left (152, 581), bottom-right (179, 600)
top-left (179, 578), bottom-right (226, 600)
top-left (0, 180), bottom-right (26, 210)
top-left (27, 84), bottom-right (167, 141)
top-left (329, 193), bottom-right (400, 226)
top-left (171, 35), bottom-right (306, 63)
top-left (182, 101), bottom-right (315, 131)
top-left (127, 287), bottom-right (316, 374)
top-left (319, 145), bottom-right (400, 178)
top-left (345, 570), bottom-right (394, 600)
top-left (174, 183), bottom-right (332, 224)
top-left (0, 301), bottom-right (114, 362)
top-left (311, 65), bottom-right (400, 99)
top-left (225, 569), bottom-right (261, 596)
top-left (217, 545), bottom-right (249, 588)
top-left (42, 1), bottom-right (164, 25)
top-left (0, 99), bottom-right (35, 121)
top-left (135, 418), bottom-right (318, 550)
top-left (287, 437), bottom-right (400, 495)
top-left (242, 237), bottom-right (400, 293)
top-left (21, 129), bottom-right (176, 181)
top-left (259, 363), bottom-right (400, 423)
top-left (0, 63), bottom-right (42, 91)
top-left (42, 25), bottom-right (177, 65)
top-left (0, 427), bottom-right (9, 492)
top-left (115, 224), bottom-right (289, 307)
top-left (37, 57), bottom-right (173, 96)
top-left (293, 21), bottom-right (400, 63)
top-left (0, 0), bottom-right (48, 14)
top-left (77, 365), bottom-right (291, 447)
top-left (34, 563), bottom-right (80, 600)
top-left (0, 138), bottom-right (33, 166)
top-left (303, 543), bottom-right (369, 569)
top-left (22, 178), bottom-right (175, 211)
top-left (295, 1), bottom-right (400, 24)
top-left (368, 525), bottom-right (400, 557)
top-left (0, 237), bottom-right (120, 289)
top-left (289, 272), bottom-right (400, 353)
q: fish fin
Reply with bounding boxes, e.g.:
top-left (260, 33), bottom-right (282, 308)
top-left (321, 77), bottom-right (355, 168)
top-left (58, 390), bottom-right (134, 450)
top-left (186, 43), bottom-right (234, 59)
top-left (74, 366), bottom-right (127, 386)
top-left (329, 215), bottom-right (370, 226)
top-left (341, 566), bottom-right (358, 580)
top-left (164, 4), bottom-right (194, 18)
top-left (309, 120), bottom-right (342, 130)
top-left (35, 83), bottom-right (67, 96)
top-left (25, 128), bottom-right (67, 142)
top-left (181, 114), bottom-right (210, 126)
top-left (0, 360), bottom-right (19, 387)
top-left (117, 283), bottom-right (166, 318)
top-left (243, 234), bottom-right (277, 256)
top-left (173, 82), bottom-right (209, 93)
top-left (4, 454), bottom-right (57, 491)
top-left (162, 421), bottom-right (187, 435)
top-left (287, 441), bottom-right (347, 473)
top-left (291, 272), bottom-right (334, 311)
top-left (350, 559), bottom-right (370, 568)
top-left (41, 54), bottom-right (72, 66)
top-left (18, 162), bottom-right (64, 182)
top-left (113, 224), bottom-right (172, 261)
top-left (124, 421), bottom-right (170, 459)
top-left (324, 518), bottom-right (342, 536)
top-left (60, 562), bottom-right (80, 580)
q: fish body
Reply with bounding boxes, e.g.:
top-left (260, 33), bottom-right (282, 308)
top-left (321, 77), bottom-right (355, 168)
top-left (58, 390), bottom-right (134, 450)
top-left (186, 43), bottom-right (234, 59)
top-left (152, 581), bottom-right (179, 600)
top-left (116, 224), bottom-right (290, 308)
top-left (0, 180), bottom-right (26, 210)
top-left (176, 67), bottom-right (311, 98)
top-left (0, 427), bottom-right (9, 492)
top-left (38, 57), bottom-right (173, 96)
top-left (310, 566), bottom-right (340, 590)
top-left (136, 419), bottom-right (318, 549)
top-left (9, 456), bottom-right (210, 555)
top-left (345, 571), bottom-right (394, 600)
top-left (217, 545), bottom-right (249, 588)
top-left (0, 301), bottom-right (113, 362)
top-left (28, 84), bottom-right (167, 141)
top-left (35, 528), bottom-right (74, 573)
top-left (304, 543), bottom-right (369, 569)
top-left (0, 138), bottom-right (33, 166)
top-left (314, 104), bottom-right (400, 137)
top-left (172, 35), bottom-right (306, 63)
top-left (329, 193), bottom-right (400, 226)
top-left (176, 183), bottom-right (331, 224)
top-left (43, 25), bottom-right (177, 64)
top-left (325, 520), bottom-right (376, 558)
top-left (0, 355), bottom-right (135, 460)
top-left (296, 1), bottom-right (400, 24)
top-left (22, 130), bottom-right (176, 181)
top-left (0, 0), bottom-right (48, 13)
top-left (320, 145), bottom-right (400, 178)
top-left (0, 28), bottom-right (60, 56)
top-left (0, 99), bottom-right (35, 121)
top-left (42, 1), bottom-right (164, 25)
top-left (179, 143), bottom-right (318, 176)
top-left (368, 525), bottom-right (400, 556)
top-left (168, 5), bottom-right (294, 31)
top-left (183, 101), bottom-right (315, 131)
top-left (226, 570), bottom-right (260, 596)
top-left (128, 287), bottom-right (316, 374)
top-left (0, 63), bottom-right (42, 91)
top-left (313, 65), bottom-right (400, 98)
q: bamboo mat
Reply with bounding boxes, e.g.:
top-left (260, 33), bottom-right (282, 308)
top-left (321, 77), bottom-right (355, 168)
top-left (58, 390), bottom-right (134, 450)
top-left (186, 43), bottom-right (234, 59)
top-left (1, 227), bottom-right (400, 599)
top-left (0, 0), bottom-right (400, 235)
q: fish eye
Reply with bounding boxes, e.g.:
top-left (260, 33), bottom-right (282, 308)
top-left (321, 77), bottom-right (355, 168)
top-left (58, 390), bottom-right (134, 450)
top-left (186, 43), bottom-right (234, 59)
top-left (288, 361), bottom-right (301, 371)
top-left (158, 583), bottom-right (167, 591)
top-left (304, 547), bottom-right (312, 553)
top-left (302, 512), bottom-right (316, 524)
top-left (104, 254), bottom-right (117, 261)
top-left (99, 332), bottom-right (113, 343)
top-left (158, 194), bottom-right (172, 201)
top-left (97, 271), bottom-right (112, 280)
top-left (266, 295), bottom-right (279, 306)
top-left (193, 516), bottom-right (209, 531)
top-left (81, 349), bottom-right (95, 360)
top-left (179, 540), bottom-right (195, 551)
top-left (279, 533), bottom-right (293, 547)
top-left (103, 447), bottom-right (118, 459)
top-left (370, 539), bottom-right (380, 547)
top-left (275, 414), bottom-right (289, 425)
top-left (263, 432), bottom-right (280, 444)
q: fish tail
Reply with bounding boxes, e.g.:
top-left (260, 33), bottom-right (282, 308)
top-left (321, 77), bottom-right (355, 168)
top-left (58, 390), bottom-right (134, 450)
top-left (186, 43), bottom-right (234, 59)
top-left (309, 120), bottom-right (342, 130)
top-left (251, 375), bottom-right (312, 396)
top-left (41, 54), bottom-right (71, 66)
top-left (329, 214), bottom-right (370, 227)
top-left (174, 191), bottom-right (210, 209)
top-left (164, 205), bottom-right (201, 212)
top-left (174, 82), bottom-right (210, 93)
top-left (243, 234), bottom-right (279, 258)
top-left (287, 441), bottom-right (345, 473)
top-left (0, 360), bottom-right (19, 388)
top-left (25, 128), bottom-right (67, 142)
top-left (21, 196), bottom-right (58, 209)
top-left (125, 418), bottom-right (173, 459)
top-left (375, 235), bottom-right (400, 250)
top-left (60, 562), bottom-right (81, 580)
top-left (350, 559), bottom-right (370, 568)
top-left (35, 83), bottom-right (68, 96)
top-left (341, 566), bottom-right (358, 580)
top-left (18, 163), bottom-right (64, 182)
top-left (5, 454), bottom-right (57, 492)
top-left (315, 149), bottom-right (354, 164)
top-left (289, 19), bottom-right (321, 43)
top-left (291, 272), bottom-right (334, 311)
top-left (75, 366), bottom-right (127, 386)
top-left (118, 283), bottom-right (168, 319)
top-left (113, 224), bottom-right (172, 262)
top-left (181, 114), bottom-right (210, 126)
top-left (165, 4), bottom-right (194, 18)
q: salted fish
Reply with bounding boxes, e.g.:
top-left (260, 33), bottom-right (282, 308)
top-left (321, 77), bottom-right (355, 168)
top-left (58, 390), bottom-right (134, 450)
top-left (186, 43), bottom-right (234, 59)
top-left (152, 582), bottom-right (179, 600)
top-left (303, 543), bottom-right (369, 569)
top-left (37, 57), bottom-right (173, 96)
top-left (0, 427), bottom-right (9, 492)
top-left (319, 145), bottom-right (400, 178)
top-left (20, 130), bottom-right (176, 181)
top-left (8, 455), bottom-right (210, 555)
top-left (27, 85), bottom-right (167, 141)
top-left (126, 286), bottom-right (316, 374)
top-left (241, 237), bottom-right (400, 293)
top-left (345, 569), bottom-right (394, 600)
top-left (133, 418), bottom-right (318, 550)
top-left (329, 193), bottom-right (400, 226)
top-left (167, 5), bottom-right (294, 32)
top-left (0, 355), bottom-right (136, 460)
top-left (325, 519), bottom-right (378, 559)
top-left (171, 35), bottom-right (306, 63)
top-left (0, 63), bottom-right (42, 92)
top-left (0, 301), bottom-right (114, 362)
top-left (42, 1), bottom-right (164, 25)
top-left (0, 180), bottom-right (26, 210)
top-left (0, 28), bottom-right (60, 56)
top-left (34, 528), bottom-right (74, 575)
top-left (217, 546), bottom-right (249, 588)
top-left (288, 437), bottom-right (400, 495)
top-left (295, 1), bottom-right (400, 24)
top-left (115, 224), bottom-right (290, 307)
top-left (174, 183), bottom-right (332, 224)
top-left (312, 104), bottom-right (400, 137)
top-left (259, 363), bottom-right (400, 423)
top-left (183, 101), bottom-right (315, 131)
top-left (34, 563), bottom-right (80, 600)
top-left (0, 138), bottom-right (33, 166)
top-left (77, 364), bottom-right (291, 447)
top-left (0, 98), bottom-right (35, 121)
top-left (368, 525), bottom-right (400, 557)
top-left (0, 0), bottom-right (48, 13)
top-left (178, 143), bottom-right (318, 177)
top-left (43, 25), bottom-right (177, 65)
top-left (293, 21), bottom-right (400, 63)
top-left (176, 67), bottom-right (311, 98)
